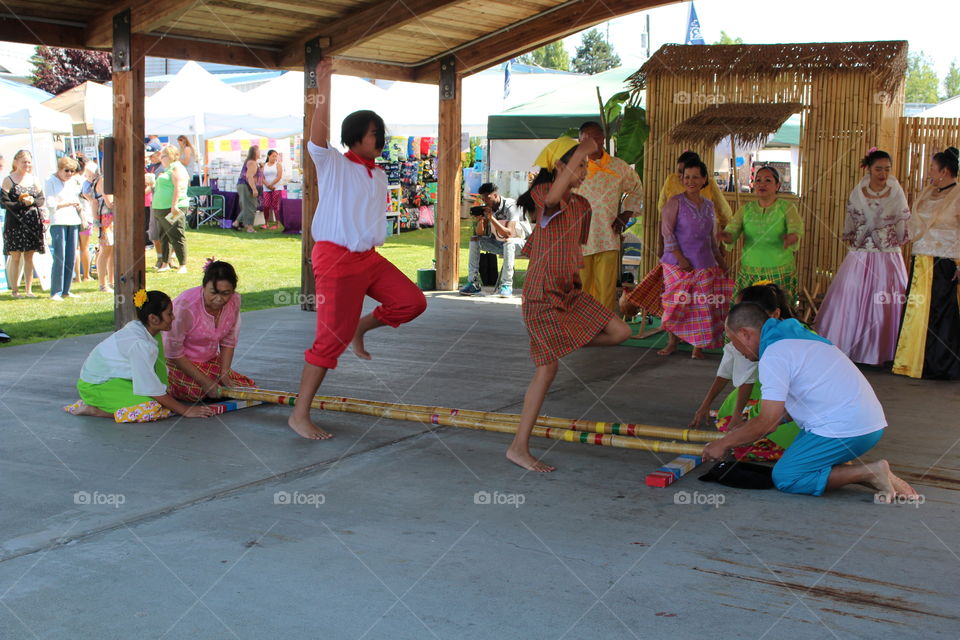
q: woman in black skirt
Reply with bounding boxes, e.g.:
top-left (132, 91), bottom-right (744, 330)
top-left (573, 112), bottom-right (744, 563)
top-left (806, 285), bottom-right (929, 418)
top-left (2, 150), bottom-right (46, 298)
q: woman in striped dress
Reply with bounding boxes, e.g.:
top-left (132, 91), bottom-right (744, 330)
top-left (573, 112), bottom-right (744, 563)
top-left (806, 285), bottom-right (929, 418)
top-left (508, 137), bottom-right (632, 472)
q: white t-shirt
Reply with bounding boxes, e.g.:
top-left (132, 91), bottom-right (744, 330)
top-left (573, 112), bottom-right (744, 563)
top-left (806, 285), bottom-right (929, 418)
top-left (308, 141), bottom-right (387, 252)
top-left (79, 321), bottom-right (167, 397)
top-left (759, 340), bottom-right (886, 438)
top-left (717, 343), bottom-right (758, 388)
top-left (44, 174), bottom-right (84, 226)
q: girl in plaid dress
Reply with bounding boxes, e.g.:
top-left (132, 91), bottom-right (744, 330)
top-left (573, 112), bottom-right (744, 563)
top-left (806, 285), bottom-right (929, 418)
top-left (508, 137), bottom-right (631, 472)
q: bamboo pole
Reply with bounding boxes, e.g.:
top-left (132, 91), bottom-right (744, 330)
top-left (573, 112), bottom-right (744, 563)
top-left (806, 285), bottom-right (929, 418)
top-left (220, 387), bottom-right (716, 453)
top-left (221, 387), bottom-right (722, 442)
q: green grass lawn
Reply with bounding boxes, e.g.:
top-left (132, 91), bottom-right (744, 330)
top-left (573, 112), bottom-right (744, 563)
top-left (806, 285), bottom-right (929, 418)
top-left (1, 222), bottom-right (526, 347)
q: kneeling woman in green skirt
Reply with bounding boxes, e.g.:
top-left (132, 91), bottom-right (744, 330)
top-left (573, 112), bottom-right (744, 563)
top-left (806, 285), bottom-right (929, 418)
top-left (689, 282), bottom-right (802, 461)
top-left (65, 290), bottom-right (216, 423)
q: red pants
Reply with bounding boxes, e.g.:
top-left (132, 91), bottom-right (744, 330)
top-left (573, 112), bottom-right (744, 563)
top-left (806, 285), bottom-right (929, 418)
top-left (306, 241), bottom-right (427, 369)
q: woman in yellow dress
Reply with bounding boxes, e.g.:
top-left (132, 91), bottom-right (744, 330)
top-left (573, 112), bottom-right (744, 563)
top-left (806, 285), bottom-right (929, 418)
top-left (892, 147), bottom-right (960, 380)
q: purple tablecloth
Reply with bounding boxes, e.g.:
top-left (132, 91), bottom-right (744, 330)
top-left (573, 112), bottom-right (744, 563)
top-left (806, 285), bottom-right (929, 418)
top-left (279, 198), bottom-right (302, 234)
top-left (211, 189), bottom-right (239, 221)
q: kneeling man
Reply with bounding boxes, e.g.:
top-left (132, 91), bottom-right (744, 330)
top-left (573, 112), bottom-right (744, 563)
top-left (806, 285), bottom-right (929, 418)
top-left (703, 302), bottom-right (916, 502)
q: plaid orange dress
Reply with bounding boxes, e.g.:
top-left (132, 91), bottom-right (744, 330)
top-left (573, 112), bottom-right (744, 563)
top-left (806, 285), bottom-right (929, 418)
top-left (521, 183), bottom-right (613, 366)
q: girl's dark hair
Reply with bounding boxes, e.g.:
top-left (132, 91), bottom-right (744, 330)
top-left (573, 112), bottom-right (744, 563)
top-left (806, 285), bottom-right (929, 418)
top-left (266, 149), bottom-right (278, 160)
top-left (517, 144), bottom-right (580, 213)
top-left (755, 165), bottom-right (781, 185)
top-left (933, 146), bottom-right (959, 177)
top-left (682, 159), bottom-right (708, 179)
top-left (738, 283), bottom-right (793, 320)
top-left (861, 149), bottom-right (892, 169)
top-left (341, 110), bottom-right (386, 151)
top-left (676, 150), bottom-right (700, 166)
top-left (202, 261), bottom-right (238, 288)
top-left (136, 290), bottom-right (172, 325)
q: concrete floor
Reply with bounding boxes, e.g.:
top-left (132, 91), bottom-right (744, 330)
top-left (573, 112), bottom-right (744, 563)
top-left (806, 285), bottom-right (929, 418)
top-left (1, 293), bottom-right (958, 639)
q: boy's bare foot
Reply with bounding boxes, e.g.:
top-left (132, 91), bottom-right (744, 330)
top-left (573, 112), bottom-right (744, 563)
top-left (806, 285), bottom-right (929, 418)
top-left (351, 331), bottom-right (372, 360)
top-left (287, 414), bottom-right (334, 440)
top-left (64, 400), bottom-right (112, 418)
top-left (691, 347), bottom-right (705, 359)
top-left (506, 447), bottom-right (555, 472)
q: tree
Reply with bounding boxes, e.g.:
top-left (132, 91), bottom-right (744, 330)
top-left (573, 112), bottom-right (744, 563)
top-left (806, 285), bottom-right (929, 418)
top-left (519, 42), bottom-right (570, 71)
top-left (904, 51), bottom-right (940, 103)
top-left (713, 31), bottom-right (744, 45)
top-left (30, 46), bottom-right (112, 95)
top-left (944, 59), bottom-right (960, 100)
top-left (571, 28), bottom-right (621, 75)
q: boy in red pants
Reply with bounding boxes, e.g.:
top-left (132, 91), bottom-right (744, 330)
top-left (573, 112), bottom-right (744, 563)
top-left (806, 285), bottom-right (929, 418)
top-left (289, 60), bottom-right (427, 439)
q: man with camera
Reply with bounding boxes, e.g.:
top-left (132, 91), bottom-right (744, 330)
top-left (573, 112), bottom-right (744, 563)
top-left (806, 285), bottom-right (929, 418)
top-left (459, 182), bottom-right (529, 297)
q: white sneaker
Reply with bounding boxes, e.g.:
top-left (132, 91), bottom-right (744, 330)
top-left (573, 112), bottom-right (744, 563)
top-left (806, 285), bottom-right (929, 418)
top-left (50, 294), bottom-right (63, 301)
top-left (64, 292), bottom-right (81, 298)
top-left (177, 266), bottom-right (188, 274)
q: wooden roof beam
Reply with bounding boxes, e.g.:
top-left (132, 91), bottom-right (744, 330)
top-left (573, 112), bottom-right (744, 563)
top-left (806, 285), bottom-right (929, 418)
top-left (85, 0), bottom-right (198, 48)
top-left (0, 16), bottom-right (87, 49)
top-left (413, 0), bottom-right (660, 80)
top-left (278, 0), bottom-right (463, 69)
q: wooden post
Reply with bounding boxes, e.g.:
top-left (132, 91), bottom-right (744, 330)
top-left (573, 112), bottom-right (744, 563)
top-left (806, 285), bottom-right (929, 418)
top-left (300, 39), bottom-right (326, 311)
top-left (729, 136), bottom-right (741, 211)
top-left (435, 56), bottom-right (461, 291)
top-left (111, 12), bottom-right (145, 328)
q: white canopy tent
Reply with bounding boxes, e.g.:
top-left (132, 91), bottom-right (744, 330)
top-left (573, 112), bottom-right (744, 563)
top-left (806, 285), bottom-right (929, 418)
top-left (917, 96), bottom-right (960, 118)
top-left (0, 104), bottom-right (72, 179)
top-left (41, 81), bottom-right (113, 135)
top-left (93, 61), bottom-right (297, 137)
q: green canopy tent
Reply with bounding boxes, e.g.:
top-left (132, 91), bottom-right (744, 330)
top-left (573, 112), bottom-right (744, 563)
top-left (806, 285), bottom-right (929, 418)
top-left (487, 66), bottom-right (639, 170)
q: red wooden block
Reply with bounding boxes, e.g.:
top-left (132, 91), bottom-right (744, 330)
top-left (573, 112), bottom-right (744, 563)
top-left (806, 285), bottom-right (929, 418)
top-left (645, 471), bottom-right (675, 488)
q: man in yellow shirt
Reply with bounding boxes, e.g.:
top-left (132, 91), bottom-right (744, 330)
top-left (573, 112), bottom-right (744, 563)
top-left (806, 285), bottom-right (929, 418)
top-left (574, 122), bottom-right (643, 312)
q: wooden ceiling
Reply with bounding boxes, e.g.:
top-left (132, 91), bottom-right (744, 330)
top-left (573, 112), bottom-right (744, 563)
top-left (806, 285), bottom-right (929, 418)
top-left (0, 0), bottom-right (664, 82)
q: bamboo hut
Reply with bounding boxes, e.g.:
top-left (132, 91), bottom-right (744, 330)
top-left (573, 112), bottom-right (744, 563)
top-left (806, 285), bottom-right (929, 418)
top-left (630, 41), bottom-right (908, 314)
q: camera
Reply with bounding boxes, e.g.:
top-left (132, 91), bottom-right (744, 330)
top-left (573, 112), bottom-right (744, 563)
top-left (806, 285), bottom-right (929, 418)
top-left (470, 205), bottom-right (487, 216)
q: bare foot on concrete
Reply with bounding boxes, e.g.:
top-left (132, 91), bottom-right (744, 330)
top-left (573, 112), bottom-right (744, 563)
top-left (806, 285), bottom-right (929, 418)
top-left (64, 400), bottom-right (112, 418)
top-left (351, 330), bottom-right (372, 360)
top-left (506, 446), bottom-right (555, 472)
top-left (864, 460), bottom-right (897, 502)
top-left (287, 414), bottom-right (334, 440)
top-left (691, 347), bottom-right (705, 359)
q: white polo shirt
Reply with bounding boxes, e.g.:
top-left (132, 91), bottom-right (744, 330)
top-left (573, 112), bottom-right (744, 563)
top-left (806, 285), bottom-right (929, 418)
top-left (308, 141), bottom-right (387, 252)
top-left (759, 340), bottom-right (886, 438)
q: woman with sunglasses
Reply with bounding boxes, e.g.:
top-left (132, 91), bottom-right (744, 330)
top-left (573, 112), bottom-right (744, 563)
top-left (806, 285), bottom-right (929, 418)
top-left (44, 156), bottom-right (86, 300)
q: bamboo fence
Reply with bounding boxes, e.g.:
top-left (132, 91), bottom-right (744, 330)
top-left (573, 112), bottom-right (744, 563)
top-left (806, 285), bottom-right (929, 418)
top-left (630, 42), bottom-right (908, 319)
top-left (220, 387), bottom-right (713, 455)
top-left (897, 118), bottom-right (960, 208)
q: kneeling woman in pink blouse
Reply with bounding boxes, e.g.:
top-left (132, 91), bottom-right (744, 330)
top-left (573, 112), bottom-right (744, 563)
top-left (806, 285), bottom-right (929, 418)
top-left (164, 261), bottom-right (256, 401)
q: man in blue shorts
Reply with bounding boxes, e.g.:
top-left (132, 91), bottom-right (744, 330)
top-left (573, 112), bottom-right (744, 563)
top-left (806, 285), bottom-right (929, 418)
top-left (703, 302), bottom-right (916, 502)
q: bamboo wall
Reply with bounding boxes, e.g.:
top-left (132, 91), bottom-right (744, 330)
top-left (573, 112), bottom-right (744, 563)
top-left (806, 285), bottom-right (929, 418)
top-left (896, 117), bottom-right (960, 207)
top-left (640, 70), bottom-right (904, 310)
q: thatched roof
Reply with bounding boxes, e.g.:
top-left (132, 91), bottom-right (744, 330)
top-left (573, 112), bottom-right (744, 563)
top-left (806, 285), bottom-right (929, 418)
top-left (668, 103), bottom-right (803, 147)
top-left (630, 41), bottom-right (908, 96)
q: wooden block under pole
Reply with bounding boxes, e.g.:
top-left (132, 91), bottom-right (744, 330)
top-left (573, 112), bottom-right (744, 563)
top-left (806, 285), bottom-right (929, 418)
top-left (435, 56), bottom-right (461, 291)
top-left (300, 39), bottom-right (325, 312)
top-left (111, 13), bottom-right (145, 328)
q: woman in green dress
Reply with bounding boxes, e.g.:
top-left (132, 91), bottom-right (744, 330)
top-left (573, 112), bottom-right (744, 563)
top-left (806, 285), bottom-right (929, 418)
top-left (719, 166), bottom-right (803, 304)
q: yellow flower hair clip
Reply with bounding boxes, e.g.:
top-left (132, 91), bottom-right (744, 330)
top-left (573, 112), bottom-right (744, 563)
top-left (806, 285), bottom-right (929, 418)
top-left (752, 279), bottom-right (774, 287)
top-left (133, 289), bottom-right (148, 309)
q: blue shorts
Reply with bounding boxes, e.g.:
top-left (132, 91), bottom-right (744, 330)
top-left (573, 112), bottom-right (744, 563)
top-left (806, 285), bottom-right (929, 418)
top-left (772, 428), bottom-right (884, 496)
